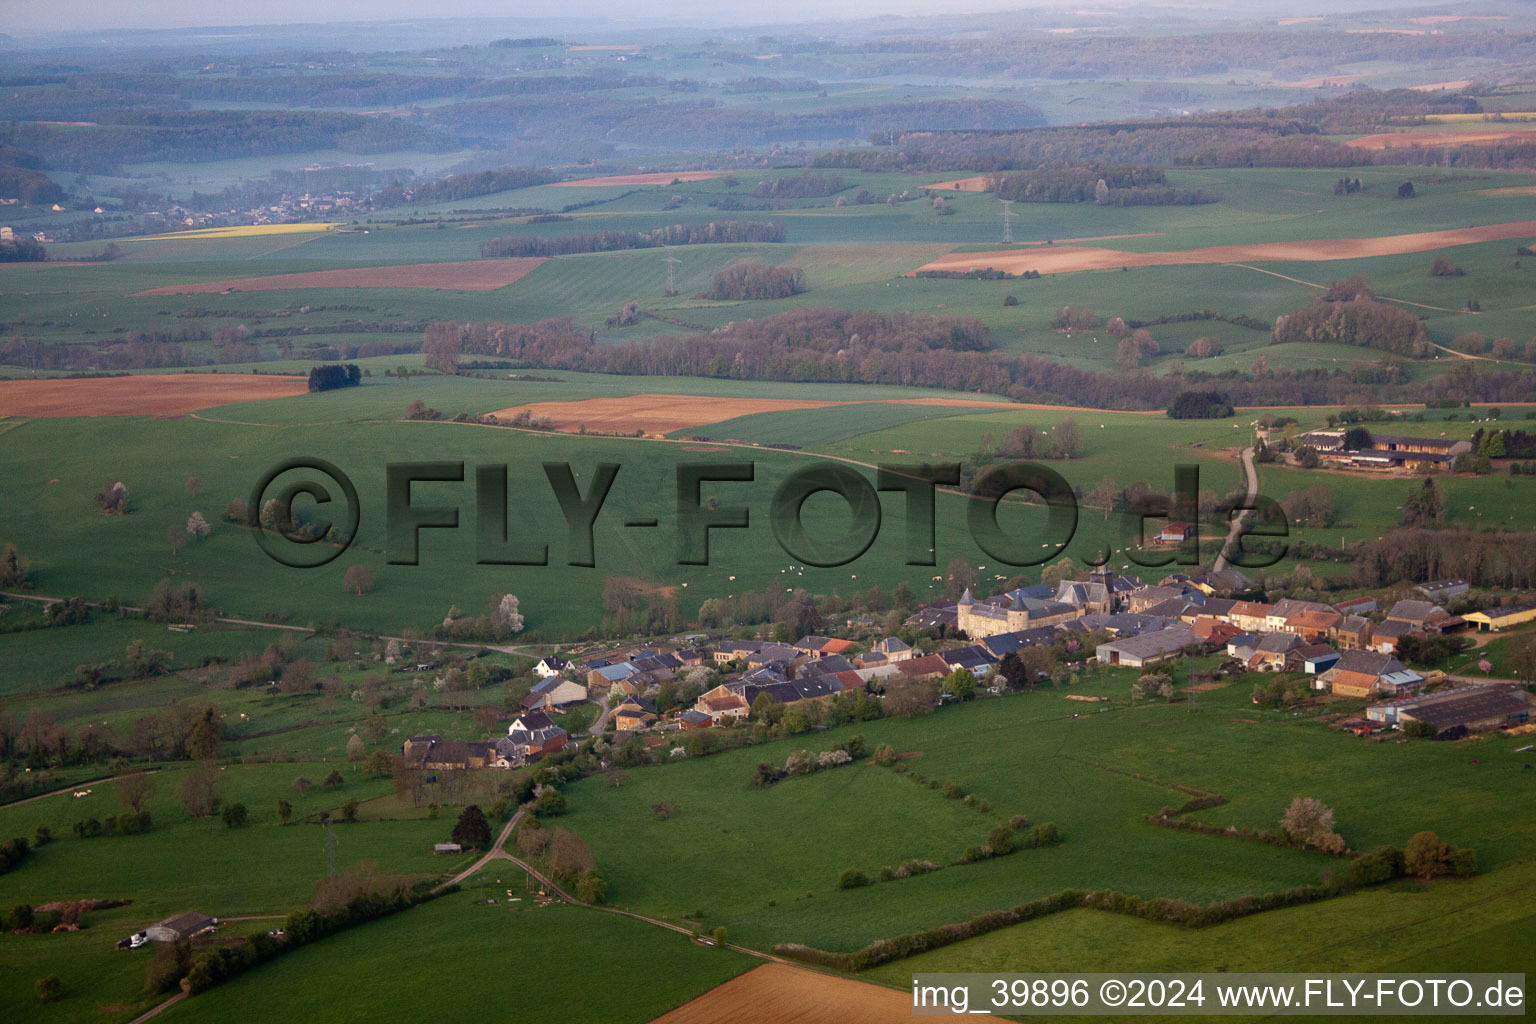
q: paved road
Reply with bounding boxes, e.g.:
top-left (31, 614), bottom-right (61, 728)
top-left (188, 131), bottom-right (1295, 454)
top-left (1213, 445), bottom-right (1257, 573)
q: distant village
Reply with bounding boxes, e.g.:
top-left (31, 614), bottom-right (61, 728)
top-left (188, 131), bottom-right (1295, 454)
top-left (402, 565), bottom-right (1536, 773)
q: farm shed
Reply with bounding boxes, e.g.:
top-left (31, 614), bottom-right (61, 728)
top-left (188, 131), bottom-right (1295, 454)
top-left (1095, 626), bottom-right (1196, 668)
top-left (146, 912), bottom-right (215, 943)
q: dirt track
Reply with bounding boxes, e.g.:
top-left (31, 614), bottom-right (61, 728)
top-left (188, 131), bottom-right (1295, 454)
top-left (651, 963), bottom-right (1011, 1024)
top-left (133, 258), bottom-right (546, 296)
top-left (553, 171), bottom-right (726, 187)
top-left (0, 374), bottom-right (309, 417)
top-left (1345, 129), bottom-right (1536, 150)
top-left (909, 220), bottom-right (1536, 277)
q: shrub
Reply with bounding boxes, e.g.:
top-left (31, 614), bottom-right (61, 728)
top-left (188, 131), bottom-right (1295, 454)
top-left (221, 803), bottom-right (248, 829)
top-left (534, 788), bottom-right (566, 817)
top-left (837, 868), bottom-right (871, 889)
top-left (988, 825), bottom-right (1016, 854)
top-left (35, 975), bottom-right (62, 1003)
top-left (574, 870), bottom-right (608, 904)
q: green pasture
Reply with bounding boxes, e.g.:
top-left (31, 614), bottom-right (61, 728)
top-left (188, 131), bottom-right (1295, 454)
top-left (864, 857), bottom-right (1536, 989)
top-left (161, 899), bottom-right (751, 1024)
top-left (556, 666), bottom-right (1536, 954)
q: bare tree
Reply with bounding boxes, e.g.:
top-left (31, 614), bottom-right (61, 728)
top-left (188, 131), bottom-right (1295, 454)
top-left (178, 761), bottom-right (219, 817)
top-left (185, 475), bottom-right (201, 497)
top-left (342, 565), bottom-right (373, 597)
top-left (882, 676), bottom-right (940, 718)
top-left (118, 772), bottom-right (156, 813)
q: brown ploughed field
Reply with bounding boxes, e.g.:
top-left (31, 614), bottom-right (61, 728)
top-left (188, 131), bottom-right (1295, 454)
top-left (650, 963), bottom-right (1010, 1024)
top-left (133, 258), bottom-right (546, 296)
top-left (0, 374), bottom-right (309, 417)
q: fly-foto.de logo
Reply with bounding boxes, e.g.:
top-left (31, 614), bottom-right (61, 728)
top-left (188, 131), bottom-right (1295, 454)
top-left (246, 459), bottom-right (1289, 571)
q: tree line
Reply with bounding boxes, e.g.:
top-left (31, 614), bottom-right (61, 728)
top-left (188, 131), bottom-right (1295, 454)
top-left (418, 307), bottom-right (1536, 411)
top-left (479, 219), bottom-right (784, 258)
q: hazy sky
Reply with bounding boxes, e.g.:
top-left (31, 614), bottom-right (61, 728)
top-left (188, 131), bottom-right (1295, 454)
top-left (1, 0), bottom-right (1054, 36)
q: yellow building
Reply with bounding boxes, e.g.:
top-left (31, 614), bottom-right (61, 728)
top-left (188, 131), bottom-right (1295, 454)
top-left (1464, 601), bottom-right (1536, 632)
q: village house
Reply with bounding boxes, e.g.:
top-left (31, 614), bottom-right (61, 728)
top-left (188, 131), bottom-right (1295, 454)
top-left (695, 686), bottom-right (750, 724)
top-left (1226, 601), bottom-right (1273, 634)
top-left (507, 711), bottom-right (569, 759)
top-left (1285, 608), bottom-right (1342, 643)
top-left (1248, 631), bottom-right (1304, 671)
top-left (1334, 615), bottom-right (1374, 651)
top-left (1368, 619), bottom-right (1415, 655)
top-left (533, 656), bottom-right (571, 678)
top-left (612, 696), bottom-right (657, 733)
top-left (1265, 599), bottom-right (1331, 634)
top-left (873, 636), bottom-right (914, 661)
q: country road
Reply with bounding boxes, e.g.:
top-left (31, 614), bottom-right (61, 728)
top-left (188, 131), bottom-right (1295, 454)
top-left (1213, 445), bottom-right (1258, 573)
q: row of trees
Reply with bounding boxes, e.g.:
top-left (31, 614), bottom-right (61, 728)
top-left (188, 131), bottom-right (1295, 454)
top-left (479, 220), bottom-right (784, 258)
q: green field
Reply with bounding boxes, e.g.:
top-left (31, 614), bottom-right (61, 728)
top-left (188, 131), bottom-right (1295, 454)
top-left (553, 663), bottom-right (1535, 954)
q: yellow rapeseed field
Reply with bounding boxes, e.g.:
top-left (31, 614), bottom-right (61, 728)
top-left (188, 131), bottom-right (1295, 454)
top-left (1420, 112), bottom-right (1536, 123)
top-left (136, 222), bottom-right (340, 240)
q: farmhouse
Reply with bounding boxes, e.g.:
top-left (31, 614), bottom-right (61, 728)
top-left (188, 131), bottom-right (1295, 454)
top-left (507, 712), bottom-right (569, 758)
top-left (1302, 431), bottom-right (1472, 469)
top-left (146, 912), bottom-right (216, 943)
top-left (1319, 650), bottom-right (1423, 697)
top-left (613, 696), bottom-right (657, 733)
top-left (524, 676), bottom-right (588, 710)
top-left (1095, 625), bottom-right (1196, 668)
top-left (1191, 568), bottom-right (1253, 594)
top-left (896, 653), bottom-right (950, 680)
top-left (1248, 631), bottom-right (1303, 670)
top-left (1385, 600), bottom-right (1448, 630)
top-left (1464, 600), bottom-right (1536, 632)
top-left (1155, 521), bottom-right (1195, 544)
top-left (1126, 585), bottom-right (1189, 614)
top-left (695, 687), bottom-right (750, 724)
top-left (402, 736), bottom-right (495, 770)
